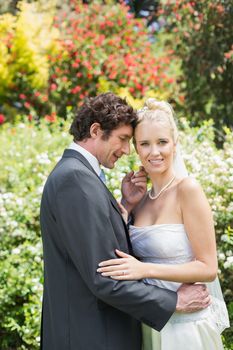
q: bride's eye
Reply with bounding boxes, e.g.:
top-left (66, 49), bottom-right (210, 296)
top-left (158, 140), bottom-right (168, 145)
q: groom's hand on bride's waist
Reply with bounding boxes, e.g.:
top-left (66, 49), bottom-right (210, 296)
top-left (176, 283), bottom-right (211, 313)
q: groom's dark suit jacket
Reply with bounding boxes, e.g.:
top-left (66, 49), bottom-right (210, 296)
top-left (40, 149), bottom-right (177, 350)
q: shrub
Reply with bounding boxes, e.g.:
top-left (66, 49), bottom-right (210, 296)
top-left (0, 0), bottom-right (178, 122)
top-left (179, 119), bottom-right (233, 348)
top-left (160, 0), bottom-right (233, 130)
top-left (0, 116), bottom-right (232, 348)
top-left (0, 0), bottom-right (59, 122)
top-left (43, 0), bottom-right (176, 118)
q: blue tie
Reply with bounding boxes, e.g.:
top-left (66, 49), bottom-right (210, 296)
top-left (99, 169), bottom-right (106, 184)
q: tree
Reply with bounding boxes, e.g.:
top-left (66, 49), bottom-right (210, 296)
top-left (161, 0), bottom-right (233, 131)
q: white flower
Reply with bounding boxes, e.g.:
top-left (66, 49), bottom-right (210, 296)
top-left (226, 250), bottom-right (233, 257)
top-left (223, 256), bottom-right (233, 269)
top-left (18, 123), bottom-right (26, 129)
top-left (36, 153), bottom-right (51, 164)
top-left (218, 252), bottom-right (226, 260)
top-left (11, 221), bottom-right (18, 228)
top-left (2, 193), bottom-right (13, 199)
top-left (16, 198), bottom-right (23, 206)
top-left (34, 256), bottom-right (41, 263)
top-left (221, 234), bottom-right (229, 242)
top-left (12, 248), bottom-right (21, 255)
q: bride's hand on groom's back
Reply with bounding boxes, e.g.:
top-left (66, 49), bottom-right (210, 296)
top-left (176, 283), bottom-right (211, 313)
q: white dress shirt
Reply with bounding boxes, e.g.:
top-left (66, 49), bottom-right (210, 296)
top-left (68, 142), bottom-right (102, 177)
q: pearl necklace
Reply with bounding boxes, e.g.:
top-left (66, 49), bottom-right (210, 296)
top-left (148, 175), bottom-right (176, 200)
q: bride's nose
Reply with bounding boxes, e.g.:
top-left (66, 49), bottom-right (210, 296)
top-left (150, 144), bottom-right (160, 156)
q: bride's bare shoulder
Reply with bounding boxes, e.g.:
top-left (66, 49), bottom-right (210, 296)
top-left (177, 177), bottom-right (203, 197)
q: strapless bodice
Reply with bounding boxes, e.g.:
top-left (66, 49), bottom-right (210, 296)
top-left (129, 224), bottom-right (230, 330)
top-left (129, 224), bottom-right (194, 291)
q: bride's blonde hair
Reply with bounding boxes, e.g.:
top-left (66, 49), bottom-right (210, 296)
top-left (136, 98), bottom-right (178, 143)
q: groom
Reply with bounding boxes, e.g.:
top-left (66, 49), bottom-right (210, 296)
top-left (40, 93), bottom-right (210, 350)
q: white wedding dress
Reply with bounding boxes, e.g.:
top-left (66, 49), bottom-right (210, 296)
top-left (129, 224), bottom-right (229, 350)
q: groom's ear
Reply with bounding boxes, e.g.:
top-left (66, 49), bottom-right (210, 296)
top-left (90, 123), bottom-right (103, 139)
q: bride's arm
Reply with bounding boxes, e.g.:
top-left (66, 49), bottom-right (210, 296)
top-left (97, 178), bottom-right (218, 283)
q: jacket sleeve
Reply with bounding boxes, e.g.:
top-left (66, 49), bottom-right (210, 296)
top-left (54, 169), bottom-right (177, 331)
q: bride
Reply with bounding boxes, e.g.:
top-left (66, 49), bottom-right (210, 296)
top-left (97, 99), bottom-right (229, 350)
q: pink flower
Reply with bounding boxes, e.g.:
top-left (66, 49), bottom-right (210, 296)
top-left (71, 86), bottom-right (82, 94)
top-left (0, 114), bottom-right (5, 124)
top-left (224, 52), bottom-right (233, 59)
top-left (24, 102), bottom-right (31, 109)
top-left (50, 83), bottom-right (58, 91)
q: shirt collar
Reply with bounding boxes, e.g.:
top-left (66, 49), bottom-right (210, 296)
top-left (68, 142), bottom-right (101, 176)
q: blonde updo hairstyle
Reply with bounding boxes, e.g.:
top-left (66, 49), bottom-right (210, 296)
top-left (135, 98), bottom-right (178, 144)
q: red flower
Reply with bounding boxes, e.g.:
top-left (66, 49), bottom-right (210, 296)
top-left (19, 94), bottom-right (26, 100)
top-left (45, 113), bottom-right (57, 123)
top-left (120, 78), bottom-right (127, 84)
top-left (41, 95), bottom-right (48, 102)
top-left (100, 23), bottom-right (106, 30)
top-left (0, 114), bottom-right (5, 124)
top-left (72, 61), bottom-right (80, 68)
top-left (71, 86), bottom-right (82, 94)
top-left (109, 72), bottom-right (116, 79)
top-left (50, 83), bottom-right (58, 91)
top-left (24, 102), bottom-right (31, 109)
top-left (166, 77), bottom-right (175, 84)
top-left (224, 52), bottom-right (233, 59)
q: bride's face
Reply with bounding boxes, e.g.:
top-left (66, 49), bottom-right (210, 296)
top-left (134, 119), bottom-right (176, 176)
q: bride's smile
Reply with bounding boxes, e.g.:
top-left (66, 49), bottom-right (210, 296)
top-left (134, 119), bottom-right (176, 180)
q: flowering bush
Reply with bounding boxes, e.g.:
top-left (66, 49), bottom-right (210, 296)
top-left (179, 119), bottom-right (233, 348)
top-left (0, 0), bottom-right (179, 123)
top-left (37, 0), bottom-right (176, 118)
top-left (0, 121), bottom-right (69, 349)
top-left (0, 0), bottom-right (59, 122)
top-left (160, 0), bottom-right (233, 130)
top-left (0, 116), bottom-right (232, 349)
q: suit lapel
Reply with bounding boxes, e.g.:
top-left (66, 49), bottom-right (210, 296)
top-left (62, 149), bottom-right (132, 252)
top-left (62, 149), bottom-right (124, 217)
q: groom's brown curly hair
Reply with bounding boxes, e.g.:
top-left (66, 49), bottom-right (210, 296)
top-left (69, 92), bottom-right (137, 141)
